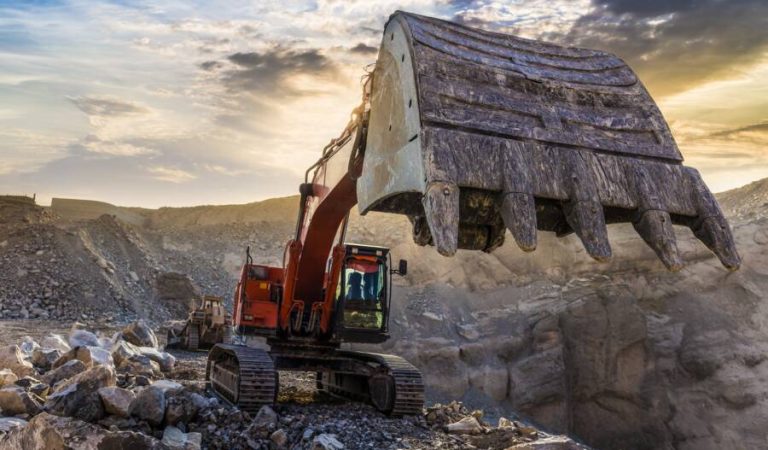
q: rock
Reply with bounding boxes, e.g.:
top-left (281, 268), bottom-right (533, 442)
top-left (150, 379), bottom-right (182, 393)
top-left (507, 436), bottom-right (584, 449)
top-left (165, 389), bottom-right (200, 426)
top-left (122, 320), bottom-right (159, 348)
top-left (68, 329), bottom-right (101, 348)
top-left (498, 417), bottom-right (515, 428)
top-left (0, 412), bottom-right (165, 449)
top-left (44, 366), bottom-right (115, 422)
top-left (118, 354), bottom-right (159, 377)
top-left (271, 429), bottom-right (288, 448)
top-left (0, 417), bottom-right (27, 434)
top-left (162, 425), bottom-right (201, 450)
top-left (111, 340), bottom-right (139, 366)
top-left (51, 346), bottom-right (97, 370)
top-left (98, 386), bottom-right (135, 418)
top-left (445, 416), bottom-right (483, 435)
top-left (247, 405), bottom-right (278, 438)
top-left (14, 376), bottom-right (49, 398)
top-left (0, 369), bottom-right (18, 388)
top-left (312, 433), bottom-right (344, 450)
top-left (41, 334), bottom-right (70, 353)
top-left (0, 345), bottom-right (35, 377)
top-left (0, 386), bottom-right (43, 415)
top-left (42, 359), bottom-right (87, 387)
top-left (31, 348), bottom-right (62, 370)
top-left (20, 336), bottom-right (40, 355)
top-left (131, 385), bottom-right (166, 426)
top-left (139, 347), bottom-right (176, 372)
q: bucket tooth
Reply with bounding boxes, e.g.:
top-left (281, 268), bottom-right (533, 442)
top-left (564, 200), bottom-right (612, 262)
top-left (685, 168), bottom-right (741, 270)
top-left (422, 181), bottom-right (460, 256)
top-left (500, 192), bottom-right (537, 252)
top-left (692, 216), bottom-right (741, 270)
top-left (633, 210), bottom-right (684, 272)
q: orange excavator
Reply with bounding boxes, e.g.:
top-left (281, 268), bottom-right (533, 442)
top-left (206, 11), bottom-right (740, 416)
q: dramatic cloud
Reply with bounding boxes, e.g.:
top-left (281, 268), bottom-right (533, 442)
top-left (221, 47), bottom-right (339, 96)
top-left (564, 0), bottom-right (768, 96)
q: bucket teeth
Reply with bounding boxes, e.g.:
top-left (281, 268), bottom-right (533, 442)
top-left (500, 192), bottom-right (537, 252)
top-left (685, 167), bottom-right (741, 270)
top-left (633, 210), bottom-right (684, 272)
top-left (564, 200), bottom-right (612, 262)
top-left (692, 216), bottom-right (741, 271)
top-left (423, 181), bottom-right (460, 256)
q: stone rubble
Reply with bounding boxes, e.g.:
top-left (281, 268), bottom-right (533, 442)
top-left (0, 321), bottom-right (585, 449)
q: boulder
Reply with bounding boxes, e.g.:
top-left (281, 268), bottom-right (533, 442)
top-left (0, 345), bottom-right (35, 377)
top-left (0, 417), bottom-right (27, 434)
top-left (312, 434), bottom-right (344, 450)
top-left (122, 320), bottom-right (159, 348)
top-left (247, 405), bottom-right (278, 438)
top-left (131, 385), bottom-right (166, 426)
top-left (41, 334), bottom-right (70, 354)
top-left (42, 359), bottom-right (87, 387)
top-left (164, 390), bottom-right (200, 426)
top-left (118, 354), bottom-right (159, 378)
top-left (51, 346), bottom-right (95, 370)
top-left (445, 416), bottom-right (483, 435)
top-left (139, 348), bottom-right (176, 373)
top-left (14, 376), bottom-right (49, 399)
top-left (161, 425), bottom-right (201, 450)
top-left (98, 386), bottom-right (135, 418)
top-left (0, 369), bottom-right (18, 388)
top-left (0, 386), bottom-right (43, 415)
top-left (111, 340), bottom-right (141, 366)
top-left (0, 412), bottom-right (165, 449)
top-left (68, 329), bottom-right (101, 348)
top-left (31, 348), bottom-right (62, 370)
top-left (44, 366), bottom-right (115, 422)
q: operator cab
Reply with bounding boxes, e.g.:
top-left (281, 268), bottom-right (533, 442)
top-left (334, 244), bottom-right (406, 344)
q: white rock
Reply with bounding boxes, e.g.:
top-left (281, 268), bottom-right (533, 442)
top-left (445, 416), bottom-right (483, 434)
top-left (69, 329), bottom-right (100, 348)
top-left (20, 336), bottom-right (40, 355)
top-left (162, 425), bottom-right (202, 450)
top-left (41, 334), bottom-right (71, 353)
top-left (312, 433), bottom-right (345, 450)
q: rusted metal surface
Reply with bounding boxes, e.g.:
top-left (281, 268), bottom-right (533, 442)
top-left (360, 11), bottom-right (739, 270)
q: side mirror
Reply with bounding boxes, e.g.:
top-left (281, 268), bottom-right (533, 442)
top-left (398, 259), bottom-right (408, 276)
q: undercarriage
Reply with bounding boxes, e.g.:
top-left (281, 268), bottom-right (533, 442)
top-left (206, 343), bottom-right (424, 416)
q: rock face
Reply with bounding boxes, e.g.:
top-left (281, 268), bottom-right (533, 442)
top-left (44, 366), bottom-right (116, 422)
top-left (131, 385), bottom-right (167, 426)
top-left (0, 412), bottom-right (164, 450)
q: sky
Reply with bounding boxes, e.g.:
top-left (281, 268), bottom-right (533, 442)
top-left (0, 0), bottom-right (766, 208)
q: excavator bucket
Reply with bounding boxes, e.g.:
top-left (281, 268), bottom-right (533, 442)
top-left (357, 11), bottom-right (740, 271)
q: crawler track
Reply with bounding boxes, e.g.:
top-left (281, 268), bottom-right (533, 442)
top-left (206, 344), bottom-right (277, 414)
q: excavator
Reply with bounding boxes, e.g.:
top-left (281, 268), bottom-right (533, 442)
top-left (206, 11), bottom-right (740, 416)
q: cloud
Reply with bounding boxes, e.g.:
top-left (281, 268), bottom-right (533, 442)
top-left (80, 135), bottom-right (157, 157)
top-left (146, 166), bottom-right (196, 183)
top-left (221, 46), bottom-right (339, 96)
top-left (562, 0), bottom-right (768, 97)
top-left (708, 121), bottom-right (768, 140)
top-left (349, 43), bottom-right (377, 55)
top-left (67, 95), bottom-right (151, 118)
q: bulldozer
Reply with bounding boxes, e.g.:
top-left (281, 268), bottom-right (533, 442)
top-left (167, 295), bottom-right (232, 351)
top-left (206, 11), bottom-right (740, 416)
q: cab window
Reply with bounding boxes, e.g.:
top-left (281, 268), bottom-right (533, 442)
top-left (338, 256), bottom-right (385, 329)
